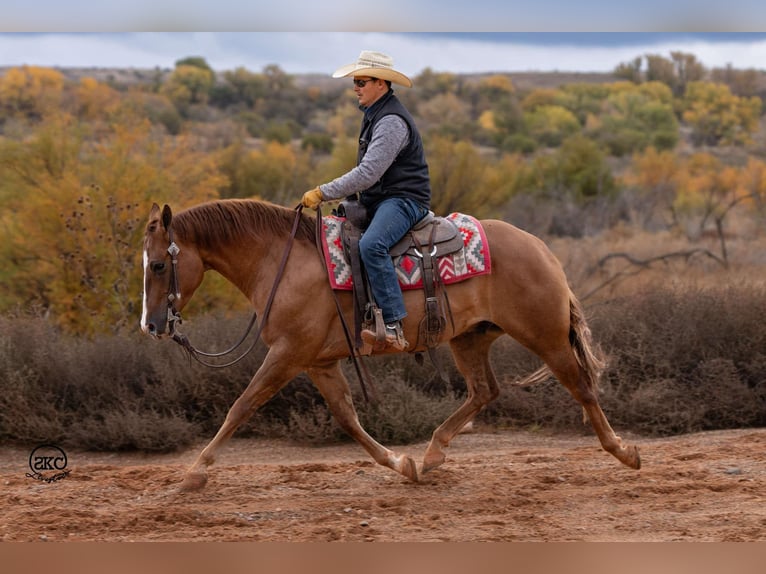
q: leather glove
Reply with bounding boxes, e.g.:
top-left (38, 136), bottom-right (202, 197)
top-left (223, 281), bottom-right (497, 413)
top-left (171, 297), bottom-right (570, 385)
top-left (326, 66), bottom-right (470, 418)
top-left (301, 186), bottom-right (324, 210)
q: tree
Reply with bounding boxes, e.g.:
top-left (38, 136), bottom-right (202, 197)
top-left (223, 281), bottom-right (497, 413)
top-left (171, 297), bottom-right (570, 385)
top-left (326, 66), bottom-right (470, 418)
top-left (218, 140), bottom-right (311, 206)
top-left (622, 146), bottom-right (684, 229)
top-left (0, 112), bottom-right (226, 333)
top-left (645, 54), bottom-right (678, 92)
top-left (613, 57), bottom-right (643, 83)
top-left (522, 105), bottom-right (580, 147)
top-left (0, 65), bottom-right (65, 120)
top-left (529, 135), bottom-right (616, 203)
top-left (212, 67), bottom-right (267, 108)
top-left (416, 92), bottom-right (473, 139)
top-left (426, 136), bottom-right (504, 217)
top-left (591, 82), bottom-right (679, 156)
top-left (161, 64), bottom-right (215, 111)
top-left (681, 81), bottom-right (762, 146)
top-left (76, 77), bottom-right (121, 122)
top-left (670, 51), bottom-right (706, 96)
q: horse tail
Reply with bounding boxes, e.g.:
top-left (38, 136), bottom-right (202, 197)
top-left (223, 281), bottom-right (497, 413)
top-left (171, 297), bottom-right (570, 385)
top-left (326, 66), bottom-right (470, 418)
top-left (567, 290), bottom-right (605, 394)
top-left (513, 289), bottom-right (605, 393)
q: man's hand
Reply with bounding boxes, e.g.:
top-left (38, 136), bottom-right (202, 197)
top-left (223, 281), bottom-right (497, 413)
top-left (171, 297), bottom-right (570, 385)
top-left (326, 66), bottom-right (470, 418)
top-left (301, 186), bottom-right (324, 210)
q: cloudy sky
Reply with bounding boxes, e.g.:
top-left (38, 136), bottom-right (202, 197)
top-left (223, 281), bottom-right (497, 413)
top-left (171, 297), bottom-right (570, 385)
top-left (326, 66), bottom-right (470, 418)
top-left (2, 1), bottom-right (766, 76)
top-left (2, 32), bottom-right (766, 76)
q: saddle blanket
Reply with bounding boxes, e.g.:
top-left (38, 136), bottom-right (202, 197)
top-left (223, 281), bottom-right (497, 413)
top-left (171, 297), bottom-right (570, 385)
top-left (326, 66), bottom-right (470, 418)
top-left (321, 212), bottom-right (491, 291)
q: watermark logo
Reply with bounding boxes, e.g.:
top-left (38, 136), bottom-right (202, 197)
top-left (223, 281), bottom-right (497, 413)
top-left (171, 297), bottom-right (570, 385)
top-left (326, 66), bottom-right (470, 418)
top-left (27, 444), bottom-right (70, 483)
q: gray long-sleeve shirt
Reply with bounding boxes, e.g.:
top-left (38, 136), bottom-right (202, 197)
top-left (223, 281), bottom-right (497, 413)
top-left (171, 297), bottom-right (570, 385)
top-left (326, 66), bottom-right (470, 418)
top-left (319, 115), bottom-right (409, 201)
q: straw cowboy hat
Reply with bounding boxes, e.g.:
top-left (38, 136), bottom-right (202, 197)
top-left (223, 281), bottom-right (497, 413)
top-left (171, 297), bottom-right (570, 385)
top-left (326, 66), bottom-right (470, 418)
top-left (332, 50), bottom-right (413, 88)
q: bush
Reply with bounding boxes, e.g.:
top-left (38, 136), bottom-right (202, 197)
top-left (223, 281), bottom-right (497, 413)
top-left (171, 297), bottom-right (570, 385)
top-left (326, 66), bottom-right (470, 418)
top-left (1, 283), bottom-right (765, 452)
top-left (593, 285), bottom-right (766, 435)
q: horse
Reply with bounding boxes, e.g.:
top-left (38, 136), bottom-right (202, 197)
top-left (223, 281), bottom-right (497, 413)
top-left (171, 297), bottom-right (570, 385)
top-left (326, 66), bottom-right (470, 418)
top-left (141, 199), bottom-right (640, 491)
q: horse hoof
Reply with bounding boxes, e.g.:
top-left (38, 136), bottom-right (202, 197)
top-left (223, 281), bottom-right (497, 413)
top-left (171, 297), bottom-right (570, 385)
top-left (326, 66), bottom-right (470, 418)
top-left (400, 456), bottom-right (419, 483)
top-left (179, 472), bottom-right (208, 492)
top-left (422, 450), bottom-right (446, 474)
top-left (616, 444), bottom-right (641, 470)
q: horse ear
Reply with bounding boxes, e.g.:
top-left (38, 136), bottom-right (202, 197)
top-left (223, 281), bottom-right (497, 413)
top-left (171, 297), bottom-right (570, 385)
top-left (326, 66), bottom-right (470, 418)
top-left (161, 204), bottom-right (173, 230)
top-left (147, 203), bottom-right (161, 233)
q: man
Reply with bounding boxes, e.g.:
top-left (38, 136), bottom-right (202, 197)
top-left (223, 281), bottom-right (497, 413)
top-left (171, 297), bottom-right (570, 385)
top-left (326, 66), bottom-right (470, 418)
top-left (302, 50), bottom-right (431, 351)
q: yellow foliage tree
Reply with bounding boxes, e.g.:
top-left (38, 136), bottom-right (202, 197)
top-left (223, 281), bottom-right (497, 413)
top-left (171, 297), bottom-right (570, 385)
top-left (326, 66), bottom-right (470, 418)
top-left (426, 136), bottom-right (512, 217)
top-left (0, 112), bottom-right (226, 334)
top-left (161, 64), bottom-right (215, 111)
top-left (681, 81), bottom-right (762, 146)
top-left (0, 65), bottom-right (65, 119)
top-left (76, 77), bottom-right (121, 121)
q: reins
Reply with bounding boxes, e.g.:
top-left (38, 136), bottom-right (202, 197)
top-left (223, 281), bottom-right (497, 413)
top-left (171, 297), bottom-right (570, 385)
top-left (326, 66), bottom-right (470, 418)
top-left (168, 204), bottom-right (304, 369)
top-left (314, 209), bottom-right (378, 403)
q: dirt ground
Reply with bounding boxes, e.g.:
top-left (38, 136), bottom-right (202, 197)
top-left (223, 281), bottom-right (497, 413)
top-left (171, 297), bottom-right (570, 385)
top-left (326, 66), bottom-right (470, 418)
top-left (2, 427), bottom-right (765, 542)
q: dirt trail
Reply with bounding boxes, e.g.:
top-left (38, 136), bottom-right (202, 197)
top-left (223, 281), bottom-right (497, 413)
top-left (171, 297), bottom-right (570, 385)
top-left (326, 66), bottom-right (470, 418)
top-left (2, 428), bottom-right (765, 541)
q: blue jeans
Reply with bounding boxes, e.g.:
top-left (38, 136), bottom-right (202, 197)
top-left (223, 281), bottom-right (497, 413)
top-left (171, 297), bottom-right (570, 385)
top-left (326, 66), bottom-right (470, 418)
top-left (359, 197), bottom-right (429, 324)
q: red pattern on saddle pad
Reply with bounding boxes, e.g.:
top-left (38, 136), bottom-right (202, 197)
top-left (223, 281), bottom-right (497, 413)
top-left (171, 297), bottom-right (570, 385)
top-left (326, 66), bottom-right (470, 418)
top-left (320, 213), bottom-right (491, 291)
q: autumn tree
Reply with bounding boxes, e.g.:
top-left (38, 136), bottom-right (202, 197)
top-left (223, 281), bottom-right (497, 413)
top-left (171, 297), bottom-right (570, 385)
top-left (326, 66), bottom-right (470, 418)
top-left (161, 61), bottom-right (215, 113)
top-left (0, 65), bottom-right (65, 121)
top-left (416, 92), bottom-right (473, 139)
top-left (681, 81), bottom-right (762, 146)
top-left (426, 136), bottom-right (511, 217)
top-left (622, 146), bottom-right (685, 229)
top-left (0, 112), bottom-right (226, 333)
top-left (218, 139), bottom-right (312, 206)
top-left (522, 105), bottom-right (580, 147)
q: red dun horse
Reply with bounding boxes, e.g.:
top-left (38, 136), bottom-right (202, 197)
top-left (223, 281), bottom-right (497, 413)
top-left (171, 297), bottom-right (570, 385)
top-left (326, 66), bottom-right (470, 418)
top-left (141, 199), bottom-right (640, 491)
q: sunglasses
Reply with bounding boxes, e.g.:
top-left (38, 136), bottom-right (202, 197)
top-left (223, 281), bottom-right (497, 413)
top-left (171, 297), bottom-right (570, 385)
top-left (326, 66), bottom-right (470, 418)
top-left (353, 78), bottom-right (377, 88)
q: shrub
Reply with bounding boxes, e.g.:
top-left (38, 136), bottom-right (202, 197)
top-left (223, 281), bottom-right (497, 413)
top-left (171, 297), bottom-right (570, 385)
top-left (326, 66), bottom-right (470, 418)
top-left (1, 282), bottom-right (765, 452)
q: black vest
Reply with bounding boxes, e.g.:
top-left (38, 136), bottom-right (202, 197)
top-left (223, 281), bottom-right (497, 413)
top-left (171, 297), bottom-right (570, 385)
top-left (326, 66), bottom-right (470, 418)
top-left (357, 91), bottom-right (431, 210)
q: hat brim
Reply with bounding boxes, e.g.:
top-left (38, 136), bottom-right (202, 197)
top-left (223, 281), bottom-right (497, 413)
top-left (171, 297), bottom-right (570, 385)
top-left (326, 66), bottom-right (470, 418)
top-left (332, 63), bottom-right (413, 88)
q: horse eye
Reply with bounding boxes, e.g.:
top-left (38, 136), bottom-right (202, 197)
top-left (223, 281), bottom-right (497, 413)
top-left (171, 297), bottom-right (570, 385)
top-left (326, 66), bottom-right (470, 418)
top-left (151, 262), bottom-right (166, 274)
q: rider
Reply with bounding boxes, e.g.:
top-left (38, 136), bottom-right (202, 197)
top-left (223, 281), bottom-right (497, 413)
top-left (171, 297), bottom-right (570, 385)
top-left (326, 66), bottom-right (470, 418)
top-left (302, 50), bottom-right (431, 351)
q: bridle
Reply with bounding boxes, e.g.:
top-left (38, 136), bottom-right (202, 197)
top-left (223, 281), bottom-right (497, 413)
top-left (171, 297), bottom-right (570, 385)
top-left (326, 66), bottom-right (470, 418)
top-left (162, 205), bottom-right (304, 369)
top-left (164, 227), bottom-right (183, 335)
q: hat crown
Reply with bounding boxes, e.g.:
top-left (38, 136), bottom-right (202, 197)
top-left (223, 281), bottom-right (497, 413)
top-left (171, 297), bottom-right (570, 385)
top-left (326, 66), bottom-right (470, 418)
top-left (356, 51), bottom-right (395, 70)
top-left (332, 50), bottom-right (413, 87)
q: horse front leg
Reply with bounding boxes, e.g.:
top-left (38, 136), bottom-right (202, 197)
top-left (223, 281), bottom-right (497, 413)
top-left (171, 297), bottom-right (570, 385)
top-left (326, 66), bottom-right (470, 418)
top-left (423, 329), bottom-right (501, 473)
top-left (307, 361), bottom-right (419, 482)
top-left (180, 354), bottom-right (301, 492)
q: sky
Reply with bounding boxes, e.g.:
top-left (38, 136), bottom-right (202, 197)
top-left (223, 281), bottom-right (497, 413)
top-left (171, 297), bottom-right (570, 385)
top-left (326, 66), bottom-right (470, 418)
top-left (2, 1), bottom-right (766, 76)
top-left (2, 32), bottom-right (766, 76)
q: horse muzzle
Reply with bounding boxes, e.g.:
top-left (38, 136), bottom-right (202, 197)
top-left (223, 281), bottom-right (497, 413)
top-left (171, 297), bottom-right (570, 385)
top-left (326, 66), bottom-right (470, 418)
top-left (141, 306), bottom-right (179, 339)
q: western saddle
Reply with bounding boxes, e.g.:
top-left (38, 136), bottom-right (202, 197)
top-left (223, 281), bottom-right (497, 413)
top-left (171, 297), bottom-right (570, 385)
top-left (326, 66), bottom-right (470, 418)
top-left (335, 198), bottom-right (463, 361)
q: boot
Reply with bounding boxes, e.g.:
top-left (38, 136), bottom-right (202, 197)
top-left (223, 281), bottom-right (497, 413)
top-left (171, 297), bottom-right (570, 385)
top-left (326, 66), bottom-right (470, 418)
top-left (361, 321), bottom-right (409, 351)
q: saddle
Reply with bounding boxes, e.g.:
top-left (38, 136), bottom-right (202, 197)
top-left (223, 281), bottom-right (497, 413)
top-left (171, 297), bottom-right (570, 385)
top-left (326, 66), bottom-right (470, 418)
top-left (335, 198), bottom-right (461, 359)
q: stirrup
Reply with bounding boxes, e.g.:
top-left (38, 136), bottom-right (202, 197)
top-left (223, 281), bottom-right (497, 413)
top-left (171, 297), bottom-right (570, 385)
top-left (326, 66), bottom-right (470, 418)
top-left (361, 322), bottom-right (409, 351)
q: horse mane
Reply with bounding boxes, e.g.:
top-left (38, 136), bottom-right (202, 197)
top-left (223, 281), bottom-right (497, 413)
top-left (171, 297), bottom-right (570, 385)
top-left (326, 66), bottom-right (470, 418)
top-left (171, 199), bottom-right (317, 250)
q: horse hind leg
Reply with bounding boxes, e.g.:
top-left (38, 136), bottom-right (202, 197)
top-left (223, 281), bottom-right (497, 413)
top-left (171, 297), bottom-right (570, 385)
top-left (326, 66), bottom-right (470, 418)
top-left (422, 325), bottom-right (502, 473)
top-left (542, 297), bottom-right (641, 470)
top-left (307, 362), bottom-right (419, 482)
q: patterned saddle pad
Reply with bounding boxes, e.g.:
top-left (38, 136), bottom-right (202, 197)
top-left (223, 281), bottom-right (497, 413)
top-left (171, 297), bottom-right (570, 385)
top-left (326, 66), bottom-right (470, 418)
top-left (320, 212), bottom-right (491, 291)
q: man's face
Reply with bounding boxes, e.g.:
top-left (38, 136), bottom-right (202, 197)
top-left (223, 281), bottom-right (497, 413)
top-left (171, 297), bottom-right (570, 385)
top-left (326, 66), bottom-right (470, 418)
top-left (353, 76), bottom-right (386, 108)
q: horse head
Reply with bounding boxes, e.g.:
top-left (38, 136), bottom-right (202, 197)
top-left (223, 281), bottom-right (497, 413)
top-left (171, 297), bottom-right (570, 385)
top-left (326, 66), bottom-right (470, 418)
top-left (140, 203), bottom-right (203, 338)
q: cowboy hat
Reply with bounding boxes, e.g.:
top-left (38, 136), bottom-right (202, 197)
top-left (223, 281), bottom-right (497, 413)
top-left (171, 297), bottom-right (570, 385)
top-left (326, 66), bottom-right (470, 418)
top-left (332, 50), bottom-right (413, 88)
